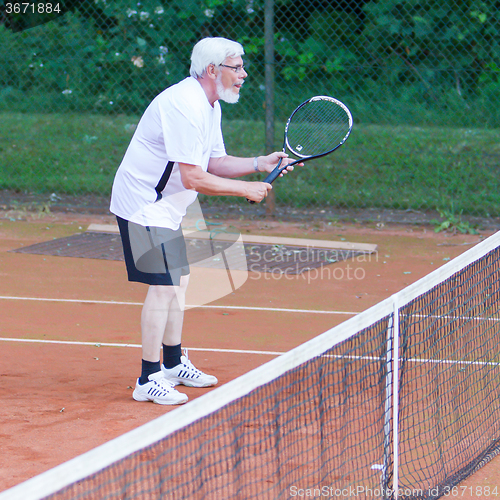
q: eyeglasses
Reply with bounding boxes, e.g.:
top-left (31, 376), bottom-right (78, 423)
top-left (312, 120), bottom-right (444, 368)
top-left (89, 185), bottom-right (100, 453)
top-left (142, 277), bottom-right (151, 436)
top-left (219, 64), bottom-right (246, 74)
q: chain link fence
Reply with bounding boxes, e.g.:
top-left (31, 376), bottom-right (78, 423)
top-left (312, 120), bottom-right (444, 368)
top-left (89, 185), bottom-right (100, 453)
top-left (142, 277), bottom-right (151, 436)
top-left (1, 0), bottom-right (499, 224)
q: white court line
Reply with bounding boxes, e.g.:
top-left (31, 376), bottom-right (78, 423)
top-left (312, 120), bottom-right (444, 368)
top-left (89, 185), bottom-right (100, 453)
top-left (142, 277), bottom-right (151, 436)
top-left (410, 312), bottom-right (500, 323)
top-left (3, 296), bottom-right (499, 365)
top-left (0, 295), bottom-right (359, 316)
top-left (3, 336), bottom-right (499, 369)
top-left (324, 353), bottom-right (500, 369)
top-left (0, 295), bottom-right (356, 357)
top-left (0, 337), bottom-right (285, 356)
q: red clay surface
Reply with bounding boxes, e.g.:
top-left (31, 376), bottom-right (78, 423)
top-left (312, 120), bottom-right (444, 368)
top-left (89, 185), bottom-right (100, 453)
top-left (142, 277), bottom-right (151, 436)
top-left (1, 209), bottom-right (499, 495)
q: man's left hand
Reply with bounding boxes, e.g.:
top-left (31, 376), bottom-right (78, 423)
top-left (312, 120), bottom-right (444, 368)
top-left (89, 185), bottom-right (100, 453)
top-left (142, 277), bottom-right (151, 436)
top-left (259, 152), bottom-right (303, 176)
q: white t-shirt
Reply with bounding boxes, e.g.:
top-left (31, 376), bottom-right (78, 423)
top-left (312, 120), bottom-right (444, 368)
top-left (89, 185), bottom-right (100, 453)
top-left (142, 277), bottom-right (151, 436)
top-left (110, 77), bottom-right (226, 228)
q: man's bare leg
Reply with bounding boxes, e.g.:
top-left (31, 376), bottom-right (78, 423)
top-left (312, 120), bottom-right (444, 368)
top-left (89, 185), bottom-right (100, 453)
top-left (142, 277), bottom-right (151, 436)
top-left (140, 275), bottom-right (189, 361)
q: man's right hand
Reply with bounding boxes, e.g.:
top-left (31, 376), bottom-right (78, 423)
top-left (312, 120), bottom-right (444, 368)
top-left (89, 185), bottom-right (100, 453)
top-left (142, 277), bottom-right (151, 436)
top-left (246, 182), bottom-right (273, 203)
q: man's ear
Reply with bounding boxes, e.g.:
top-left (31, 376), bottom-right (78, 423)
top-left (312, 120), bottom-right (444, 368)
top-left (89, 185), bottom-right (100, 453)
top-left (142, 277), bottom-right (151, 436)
top-left (206, 63), bottom-right (217, 80)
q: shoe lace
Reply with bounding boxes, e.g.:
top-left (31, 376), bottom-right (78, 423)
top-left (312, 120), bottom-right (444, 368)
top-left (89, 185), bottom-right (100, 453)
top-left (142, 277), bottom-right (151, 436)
top-left (153, 377), bottom-right (176, 391)
top-left (183, 358), bottom-right (202, 375)
top-left (182, 348), bottom-right (202, 375)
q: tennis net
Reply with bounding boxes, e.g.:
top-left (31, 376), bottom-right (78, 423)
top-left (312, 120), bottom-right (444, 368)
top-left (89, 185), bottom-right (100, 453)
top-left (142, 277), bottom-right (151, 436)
top-left (2, 232), bottom-right (500, 499)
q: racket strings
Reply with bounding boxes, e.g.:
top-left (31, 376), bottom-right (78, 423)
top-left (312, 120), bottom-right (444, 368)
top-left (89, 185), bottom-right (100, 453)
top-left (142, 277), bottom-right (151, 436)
top-left (287, 100), bottom-right (351, 157)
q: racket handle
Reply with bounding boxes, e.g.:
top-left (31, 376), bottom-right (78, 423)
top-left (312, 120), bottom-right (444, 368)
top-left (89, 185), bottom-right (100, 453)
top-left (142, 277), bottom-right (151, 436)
top-left (263, 157), bottom-right (285, 184)
top-left (246, 158), bottom-right (284, 204)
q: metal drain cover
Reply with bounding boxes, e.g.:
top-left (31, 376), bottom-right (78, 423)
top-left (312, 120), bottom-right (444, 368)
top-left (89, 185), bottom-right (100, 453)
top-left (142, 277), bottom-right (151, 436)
top-left (12, 232), bottom-right (363, 275)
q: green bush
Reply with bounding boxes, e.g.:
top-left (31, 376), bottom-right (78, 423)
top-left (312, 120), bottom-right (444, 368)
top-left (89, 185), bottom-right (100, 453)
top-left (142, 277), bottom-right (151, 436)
top-left (1, 0), bottom-right (500, 125)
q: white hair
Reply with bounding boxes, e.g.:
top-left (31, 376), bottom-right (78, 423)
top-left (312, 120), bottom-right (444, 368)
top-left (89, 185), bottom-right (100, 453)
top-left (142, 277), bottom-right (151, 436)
top-left (190, 37), bottom-right (244, 78)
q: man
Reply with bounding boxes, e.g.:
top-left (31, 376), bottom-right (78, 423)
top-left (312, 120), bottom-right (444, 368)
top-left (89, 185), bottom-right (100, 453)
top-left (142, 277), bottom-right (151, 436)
top-left (110, 37), bottom-right (295, 405)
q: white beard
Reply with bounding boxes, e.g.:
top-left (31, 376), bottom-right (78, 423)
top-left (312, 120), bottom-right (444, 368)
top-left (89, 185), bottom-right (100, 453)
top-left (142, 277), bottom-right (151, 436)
top-left (216, 75), bottom-right (240, 104)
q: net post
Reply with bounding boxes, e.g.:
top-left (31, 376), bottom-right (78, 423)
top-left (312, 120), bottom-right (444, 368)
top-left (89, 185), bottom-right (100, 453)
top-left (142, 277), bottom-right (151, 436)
top-left (392, 295), bottom-right (400, 498)
top-left (381, 313), bottom-right (394, 498)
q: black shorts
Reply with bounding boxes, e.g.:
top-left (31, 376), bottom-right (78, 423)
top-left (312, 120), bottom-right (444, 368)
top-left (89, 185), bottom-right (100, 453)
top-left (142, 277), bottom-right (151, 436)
top-left (116, 216), bottom-right (190, 286)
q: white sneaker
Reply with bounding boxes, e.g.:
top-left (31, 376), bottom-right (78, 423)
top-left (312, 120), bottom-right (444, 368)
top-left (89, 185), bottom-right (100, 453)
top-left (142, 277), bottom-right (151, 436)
top-left (162, 350), bottom-right (218, 388)
top-left (132, 371), bottom-right (188, 405)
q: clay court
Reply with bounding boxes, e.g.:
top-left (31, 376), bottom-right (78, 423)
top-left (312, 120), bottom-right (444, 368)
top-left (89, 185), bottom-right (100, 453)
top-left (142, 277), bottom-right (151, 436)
top-left (1, 207), bottom-right (499, 496)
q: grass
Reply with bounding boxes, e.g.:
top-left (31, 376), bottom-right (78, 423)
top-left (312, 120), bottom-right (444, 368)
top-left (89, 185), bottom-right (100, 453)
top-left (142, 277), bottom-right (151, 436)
top-left (1, 112), bottom-right (500, 218)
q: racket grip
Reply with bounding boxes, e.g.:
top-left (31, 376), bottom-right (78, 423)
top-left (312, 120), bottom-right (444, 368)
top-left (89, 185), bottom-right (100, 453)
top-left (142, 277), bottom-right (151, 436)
top-left (263, 156), bottom-right (284, 184)
top-left (263, 166), bottom-right (284, 184)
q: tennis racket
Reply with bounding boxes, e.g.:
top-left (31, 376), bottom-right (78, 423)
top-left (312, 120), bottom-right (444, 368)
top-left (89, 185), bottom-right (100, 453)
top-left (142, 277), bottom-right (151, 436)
top-left (249, 95), bottom-right (353, 203)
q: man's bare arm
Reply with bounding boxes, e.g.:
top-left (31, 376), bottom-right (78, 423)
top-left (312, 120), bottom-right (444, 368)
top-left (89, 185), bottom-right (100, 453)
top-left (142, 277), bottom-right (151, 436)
top-left (179, 163), bottom-right (271, 203)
